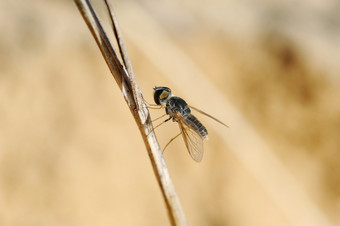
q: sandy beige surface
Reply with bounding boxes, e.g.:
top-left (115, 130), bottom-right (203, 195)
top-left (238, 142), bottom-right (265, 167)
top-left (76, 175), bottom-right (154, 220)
top-left (0, 0), bottom-right (340, 225)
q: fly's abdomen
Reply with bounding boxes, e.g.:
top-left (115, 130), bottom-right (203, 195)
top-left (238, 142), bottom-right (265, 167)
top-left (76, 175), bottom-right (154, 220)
top-left (183, 114), bottom-right (208, 140)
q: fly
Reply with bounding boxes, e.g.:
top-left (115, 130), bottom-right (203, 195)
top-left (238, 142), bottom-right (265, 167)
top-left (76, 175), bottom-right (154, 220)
top-left (152, 86), bottom-right (228, 162)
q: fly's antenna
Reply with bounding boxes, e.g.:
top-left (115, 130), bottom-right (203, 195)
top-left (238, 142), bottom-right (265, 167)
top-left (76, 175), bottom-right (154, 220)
top-left (74, 1), bottom-right (187, 225)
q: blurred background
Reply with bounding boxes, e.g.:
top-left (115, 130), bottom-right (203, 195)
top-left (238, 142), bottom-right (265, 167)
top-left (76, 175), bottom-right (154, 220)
top-left (0, 0), bottom-right (340, 225)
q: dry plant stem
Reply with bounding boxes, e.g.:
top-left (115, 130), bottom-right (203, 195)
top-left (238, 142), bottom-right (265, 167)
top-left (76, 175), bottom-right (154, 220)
top-left (73, 0), bottom-right (187, 225)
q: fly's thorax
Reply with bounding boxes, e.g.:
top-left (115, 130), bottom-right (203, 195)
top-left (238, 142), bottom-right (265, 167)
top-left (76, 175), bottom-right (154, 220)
top-left (166, 96), bottom-right (191, 116)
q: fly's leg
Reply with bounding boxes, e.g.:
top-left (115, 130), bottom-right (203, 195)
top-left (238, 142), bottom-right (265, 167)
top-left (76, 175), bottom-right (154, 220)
top-left (147, 113), bottom-right (168, 136)
top-left (143, 98), bottom-right (163, 109)
top-left (147, 116), bottom-right (172, 137)
top-left (148, 105), bottom-right (163, 109)
top-left (153, 117), bottom-right (170, 130)
top-left (152, 113), bottom-right (167, 123)
top-left (163, 132), bottom-right (182, 153)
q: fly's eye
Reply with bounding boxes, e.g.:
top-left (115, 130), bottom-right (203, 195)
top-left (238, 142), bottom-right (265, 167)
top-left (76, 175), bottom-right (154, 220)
top-left (153, 86), bottom-right (171, 105)
top-left (159, 90), bottom-right (169, 100)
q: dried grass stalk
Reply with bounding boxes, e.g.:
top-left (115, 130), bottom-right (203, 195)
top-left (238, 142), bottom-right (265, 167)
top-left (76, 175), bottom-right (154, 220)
top-left (73, 0), bottom-right (187, 225)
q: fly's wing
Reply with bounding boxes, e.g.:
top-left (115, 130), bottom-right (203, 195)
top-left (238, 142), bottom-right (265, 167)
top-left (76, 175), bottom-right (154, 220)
top-left (190, 105), bottom-right (229, 128)
top-left (174, 112), bottom-right (204, 162)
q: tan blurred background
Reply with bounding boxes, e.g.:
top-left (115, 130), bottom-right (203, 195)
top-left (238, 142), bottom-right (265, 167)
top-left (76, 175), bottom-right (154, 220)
top-left (1, 0), bottom-right (340, 225)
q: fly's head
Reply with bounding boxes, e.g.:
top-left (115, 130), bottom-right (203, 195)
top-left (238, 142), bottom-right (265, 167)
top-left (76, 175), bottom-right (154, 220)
top-left (153, 87), bottom-right (172, 106)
